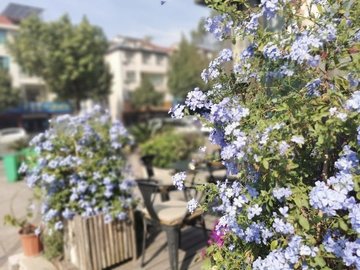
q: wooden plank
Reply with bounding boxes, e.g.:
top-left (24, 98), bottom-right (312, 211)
top-left (84, 217), bottom-right (93, 270)
top-left (93, 215), bottom-right (101, 270)
top-left (124, 220), bottom-right (129, 259)
top-left (118, 218), bottom-right (124, 262)
top-left (111, 219), bottom-right (119, 264)
top-left (108, 220), bottom-right (115, 266)
top-left (89, 216), bottom-right (99, 270)
top-left (131, 211), bottom-right (137, 261)
top-left (113, 225), bottom-right (209, 270)
top-left (76, 216), bottom-right (85, 270)
top-left (75, 217), bottom-right (81, 270)
top-left (97, 214), bottom-right (105, 268)
top-left (105, 218), bottom-right (111, 266)
top-left (114, 219), bottom-right (121, 264)
top-left (87, 217), bottom-right (93, 269)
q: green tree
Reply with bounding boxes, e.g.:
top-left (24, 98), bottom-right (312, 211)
top-left (0, 69), bottom-right (20, 111)
top-left (167, 37), bottom-right (208, 100)
top-left (130, 77), bottom-right (164, 110)
top-left (7, 15), bottom-right (112, 111)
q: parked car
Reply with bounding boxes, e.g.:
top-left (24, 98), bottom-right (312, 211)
top-left (0, 128), bottom-right (28, 154)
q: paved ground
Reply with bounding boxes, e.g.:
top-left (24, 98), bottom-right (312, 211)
top-left (0, 162), bottom-right (39, 270)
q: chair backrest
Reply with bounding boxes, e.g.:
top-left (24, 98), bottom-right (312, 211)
top-left (141, 155), bottom-right (154, 178)
top-left (136, 179), bottom-right (160, 222)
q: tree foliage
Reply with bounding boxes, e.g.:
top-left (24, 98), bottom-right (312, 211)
top-left (167, 37), bottom-right (208, 100)
top-left (130, 77), bottom-right (164, 110)
top-left (7, 15), bottom-right (112, 110)
top-left (0, 69), bottom-right (20, 111)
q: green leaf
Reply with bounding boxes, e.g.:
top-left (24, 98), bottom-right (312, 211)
top-left (314, 256), bottom-right (326, 267)
top-left (270, 240), bottom-right (278, 250)
top-left (262, 159), bottom-right (269, 169)
top-left (338, 219), bottom-right (349, 232)
top-left (298, 215), bottom-right (310, 231)
top-left (213, 251), bottom-right (223, 262)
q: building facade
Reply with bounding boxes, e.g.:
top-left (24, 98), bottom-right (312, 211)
top-left (105, 36), bottom-right (173, 120)
top-left (0, 6), bottom-right (47, 104)
top-left (0, 4), bottom-right (71, 132)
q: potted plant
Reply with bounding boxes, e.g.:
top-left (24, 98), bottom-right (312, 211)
top-left (4, 214), bottom-right (42, 257)
top-left (20, 106), bottom-right (137, 269)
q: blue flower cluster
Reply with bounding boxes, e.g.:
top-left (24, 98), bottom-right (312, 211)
top-left (23, 106), bottom-right (135, 230)
top-left (289, 33), bottom-right (322, 65)
top-left (346, 91), bottom-right (360, 112)
top-left (305, 78), bottom-right (321, 97)
top-left (323, 231), bottom-right (360, 269)
top-left (204, 14), bottom-right (233, 41)
top-left (172, 171), bottom-right (186, 190)
top-left (201, 48), bottom-right (233, 83)
top-left (263, 43), bottom-right (282, 61)
top-left (169, 104), bottom-right (185, 119)
top-left (260, 0), bottom-right (281, 19)
top-left (185, 87), bottom-right (210, 111)
top-left (253, 235), bottom-right (317, 269)
top-left (310, 145), bottom-right (358, 216)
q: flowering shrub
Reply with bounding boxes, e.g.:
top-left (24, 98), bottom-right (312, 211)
top-left (170, 0), bottom-right (360, 269)
top-left (20, 106), bottom-right (135, 233)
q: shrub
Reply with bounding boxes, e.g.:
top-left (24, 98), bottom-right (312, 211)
top-left (21, 106), bottom-right (136, 236)
top-left (140, 130), bottom-right (203, 168)
top-left (170, 0), bottom-right (360, 269)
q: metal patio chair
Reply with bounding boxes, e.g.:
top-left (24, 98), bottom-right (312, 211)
top-left (136, 179), bottom-right (206, 270)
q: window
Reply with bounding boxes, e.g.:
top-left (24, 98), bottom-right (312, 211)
top-left (146, 74), bottom-right (165, 87)
top-left (125, 71), bottom-right (136, 84)
top-left (124, 52), bottom-right (134, 64)
top-left (0, 56), bottom-right (10, 70)
top-left (156, 55), bottom-right (165, 65)
top-left (142, 53), bottom-right (151, 64)
top-left (0, 30), bottom-right (6, 44)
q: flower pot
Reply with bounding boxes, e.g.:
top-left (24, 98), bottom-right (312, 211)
top-left (19, 232), bottom-right (42, 257)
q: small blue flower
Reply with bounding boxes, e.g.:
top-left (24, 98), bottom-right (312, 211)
top-left (187, 198), bottom-right (198, 213)
top-left (263, 43), bottom-right (282, 60)
top-left (172, 171), bottom-right (186, 191)
top-left (273, 187), bottom-right (292, 201)
top-left (248, 204), bottom-right (262, 219)
top-left (54, 221), bottom-right (63, 230)
top-left (305, 78), bottom-right (321, 97)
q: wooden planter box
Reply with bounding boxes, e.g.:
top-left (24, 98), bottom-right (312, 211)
top-left (64, 211), bottom-right (136, 270)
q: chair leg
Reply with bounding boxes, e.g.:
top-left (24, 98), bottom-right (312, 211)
top-left (201, 215), bottom-right (207, 239)
top-left (141, 218), bottom-right (147, 267)
top-left (163, 225), bottom-right (180, 270)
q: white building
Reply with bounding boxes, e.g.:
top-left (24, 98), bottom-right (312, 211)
top-left (105, 36), bottom-right (173, 120)
top-left (0, 4), bottom-right (73, 132)
top-left (0, 4), bottom-right (47, 103)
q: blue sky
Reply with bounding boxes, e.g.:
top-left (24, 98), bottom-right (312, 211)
top-left (0, 0), bottom-right (210, 46)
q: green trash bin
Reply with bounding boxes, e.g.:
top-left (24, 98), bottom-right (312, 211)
top-left (3, 153), bottom-right (19, 183)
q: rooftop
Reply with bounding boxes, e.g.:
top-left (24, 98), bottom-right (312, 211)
top-left (108, 35), bottom-right (173, 55)
top-left (1, 3), bottom-right (42, 24)
top-left (0, 15), bottom-right (14, 26)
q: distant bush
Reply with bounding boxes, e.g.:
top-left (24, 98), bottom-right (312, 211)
top-left (140, 130), bottom-right (203, 168)
top-left (128, 121), bottom-right (168, 145)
